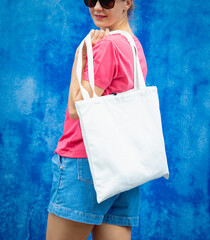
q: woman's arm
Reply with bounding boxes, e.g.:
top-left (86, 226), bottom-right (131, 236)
top-left (68, 29), bottom-right (109, 120)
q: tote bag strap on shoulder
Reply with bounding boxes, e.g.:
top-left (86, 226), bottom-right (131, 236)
top-left (76, 30), bottom-right (146, 101)
top-left (109, 30), bottom-right (146, 91)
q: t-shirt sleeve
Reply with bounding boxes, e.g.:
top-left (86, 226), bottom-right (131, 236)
top-left (82, 39), bottom-right (118, 90)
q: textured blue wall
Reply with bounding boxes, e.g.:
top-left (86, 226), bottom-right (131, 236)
top-left (0, 0), bottom-right (209, 239)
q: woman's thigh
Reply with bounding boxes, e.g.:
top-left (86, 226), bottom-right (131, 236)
top-left (92, 223), bottom-right (132, 240)
top-left (46, 212), bottom-right (94, 240)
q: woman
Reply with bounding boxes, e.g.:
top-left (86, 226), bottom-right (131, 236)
top-left (46, 0), bottom-right (147, 239)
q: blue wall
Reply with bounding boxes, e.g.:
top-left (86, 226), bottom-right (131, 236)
top-left (0, 0), bottom-right (209, 239)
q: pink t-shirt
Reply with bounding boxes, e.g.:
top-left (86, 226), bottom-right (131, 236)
top-left (54, 34), bottom-right (147, 158)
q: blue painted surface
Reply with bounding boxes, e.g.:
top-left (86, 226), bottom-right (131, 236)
top-left (0, 0), bottom-right (209, 239)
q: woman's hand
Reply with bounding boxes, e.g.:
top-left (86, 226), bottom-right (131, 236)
top-left (89, 28), bottom-right (110, 47)
top-left (75, 28), bottom-right (110, 59)
top-left (68, 29), bottom-right (109, 119)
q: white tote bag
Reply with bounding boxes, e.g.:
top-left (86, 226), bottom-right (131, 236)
top-left (75, 30), bottom-right (169, 204)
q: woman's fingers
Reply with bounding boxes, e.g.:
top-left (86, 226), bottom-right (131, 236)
top-left (80, 29), bottom-right (110, 59)
top-left (105, 28), bottom-right (110, 36)
top-left (91, 30), bottom-right (101, 45)
top-left (90, 29), bottom-right (95, 38)
top-left (89, 29), bottom-right (109, 46)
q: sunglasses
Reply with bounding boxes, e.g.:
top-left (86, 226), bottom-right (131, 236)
top-left (84, 0), bottom-right (116, 9)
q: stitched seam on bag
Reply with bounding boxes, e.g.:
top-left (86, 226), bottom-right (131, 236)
top-left (49, 202), bottom-right (103, 218)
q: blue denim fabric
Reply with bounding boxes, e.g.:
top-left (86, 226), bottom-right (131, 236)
top-left (47, 153), bottom-right (140, 226)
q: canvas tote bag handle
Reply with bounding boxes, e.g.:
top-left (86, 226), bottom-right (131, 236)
top-left (76, 30), bottom-right (146, 100)
top-left (110, 30), bottom-right (146, 90)
top-left (76, 35), bottom-right (97, 100)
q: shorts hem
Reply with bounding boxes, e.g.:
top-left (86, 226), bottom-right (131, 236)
top-left (47, 202), bottom-right (103, 225)
top-left (103, 214), bottom-right (139, 227)
top-left (47, 202), bottom-right (139, 227)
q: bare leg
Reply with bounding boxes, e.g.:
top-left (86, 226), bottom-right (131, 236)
top-left (92, 222), bottom-right (132, 240)
top-left (46, 212), bottom-right (95, 240)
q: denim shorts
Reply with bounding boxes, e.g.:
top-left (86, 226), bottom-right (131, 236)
top-left (47, 153), bottom-right (140, 227)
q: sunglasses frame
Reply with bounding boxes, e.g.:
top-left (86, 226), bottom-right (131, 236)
top-left (84, 0), bottom-right (116, 10)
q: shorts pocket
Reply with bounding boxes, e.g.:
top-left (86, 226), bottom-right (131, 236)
top-left (51, 153), bottom-right (62, 166)
top-left (51, 154), bottom-right (63, 189)
top-left (77, 158), bottom-right (93, 185)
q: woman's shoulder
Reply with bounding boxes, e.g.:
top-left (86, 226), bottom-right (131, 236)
top-left (98, 33), bottom-right (133, 46)
top-left (92, 35), bottom-right (116, 52)
top-left (92, 33), bottom-right (145, 63)
top-left (94, 33), bottom-right (142, 50)
top-left (92, 33), bottom-right (135, 54)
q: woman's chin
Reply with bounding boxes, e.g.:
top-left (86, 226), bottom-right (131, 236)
top-left (94, 22), bottom-right (106, 28)
top-left (93, 20), bottom-right (109, 29)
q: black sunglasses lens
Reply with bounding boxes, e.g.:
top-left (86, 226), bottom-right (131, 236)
top-left (100, 0), bottom-right (115, 9)
top-left (84, 0), bottom-right (115, 9)
top-left (84, 0), bottom-right (97, 8)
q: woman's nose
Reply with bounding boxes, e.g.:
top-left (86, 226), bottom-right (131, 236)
top-left (94, 0), bottom-right (103, 10)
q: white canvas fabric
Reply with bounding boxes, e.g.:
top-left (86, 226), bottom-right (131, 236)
top-left (75, 30), bottom-right (169, 203)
